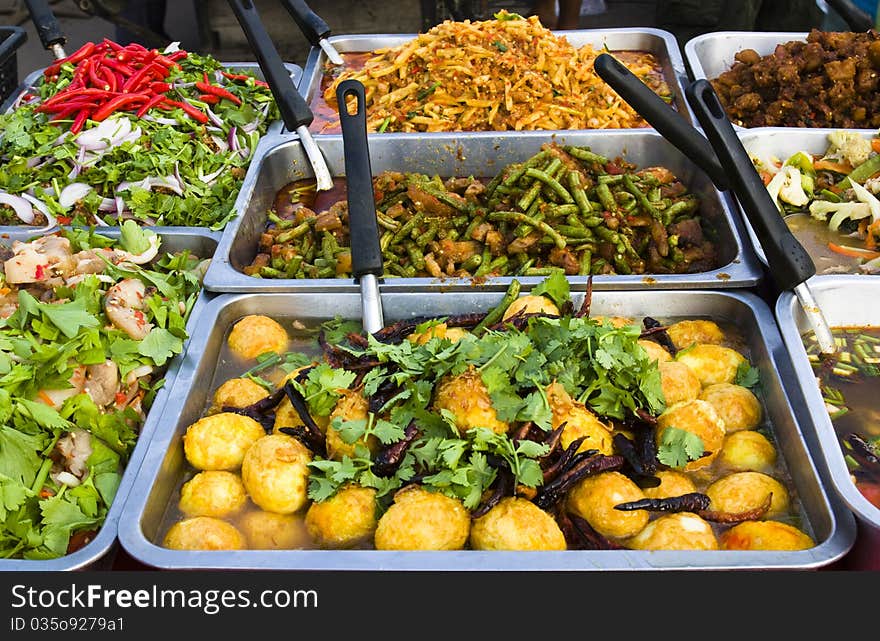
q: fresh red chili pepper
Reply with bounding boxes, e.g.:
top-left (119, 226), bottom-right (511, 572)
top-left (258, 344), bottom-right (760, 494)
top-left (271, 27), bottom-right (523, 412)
top-left (100, 56), bottom-right (135, 76)
top-left (88, 62), bottom-right (106, 89)
top-left (37, 98), bottom-right (100, 113)
top-left (70, 109), bottom-right (91, 134)
top-left (60, 41), bottom-right (97, 67)
top-left (50, 106), bottom-right (81, 121)
top-left (136, 94), bottom-right (167, 117)
top-left (203, 72), bottom-right (210, 84)
top-left (127, 42), bottom-right (148, 52)
top-left (153, 54), bottom-right (179, 69)
top-left (122, 62), bottom-right (160, 92)
top-left (92, 92), bottom-right (150, 122)
top-left (103, 38), bottom-right (124, 52)
top-left (166, 51), bottom-right (188, 61)
top-left (165, 99), bottom-right (208, 124)
top-left (150, 81), bottom-right (172, 93)
top-left (195, 82), bottom-right (242, 106)
top-left (198, 93), bottom-right (220, 104)
top-left (222, 70), bottom-right (269, 88)
top-left (100, 66), bottom-right (117, 92)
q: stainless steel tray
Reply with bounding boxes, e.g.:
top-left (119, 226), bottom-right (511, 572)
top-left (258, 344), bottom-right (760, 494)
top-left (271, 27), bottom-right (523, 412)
top-left (204, 130), bottom-right (762, 293)
top-left (776, 276), bottom-right (880, 540)
top-left (0, 228), bottom-right (218, 571)
top-left (684, 31), bottom-right (875, 132)
top-left (298, 29), bottom-right (693, 134)
top-left (118, 288), bottom-right (855, 570)
top-left (737, 127), bottom-right (879, 272)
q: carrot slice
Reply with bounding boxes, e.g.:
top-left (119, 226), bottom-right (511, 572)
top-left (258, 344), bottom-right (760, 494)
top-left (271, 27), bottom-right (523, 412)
top-left (814, 159), bottom-right (854, 174)
top-left (872, 139), bottom-right (880, 154)
top-left (827, 242), bottom-right (880, 260)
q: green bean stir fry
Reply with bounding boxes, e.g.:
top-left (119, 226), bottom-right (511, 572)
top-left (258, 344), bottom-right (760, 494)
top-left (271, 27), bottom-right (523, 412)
top-left (247, 143), bottom-right (717, 279)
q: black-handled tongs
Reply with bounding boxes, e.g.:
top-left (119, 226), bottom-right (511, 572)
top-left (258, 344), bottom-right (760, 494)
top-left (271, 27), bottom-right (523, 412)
top-left (23, 0), bottom-right (67, 60)
top-left (226, 0), bottom-right (333, 191)
top-left (282, 0), bottom-right (344, 66)
top-left (685, 79), bottom-right (836, 356)
top-left (593, 53), bottom-right (728, 191)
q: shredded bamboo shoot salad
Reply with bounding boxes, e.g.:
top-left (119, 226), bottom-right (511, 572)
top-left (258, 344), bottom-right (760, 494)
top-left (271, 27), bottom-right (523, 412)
top-left (321, 12), bottom-right (672, 133)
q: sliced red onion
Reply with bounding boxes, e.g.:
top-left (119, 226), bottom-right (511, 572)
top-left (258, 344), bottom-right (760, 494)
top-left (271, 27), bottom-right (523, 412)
top-left (228, 126), bottom-right (239, 152)
top-left (200, 167), bottom-right (225, 184)
top-left (59, 183), bottom-right (93, 209)
top-left (26, 156), bottom-right (45, 168)
top-left (117, 176), bottom-right (184, 196)
top-left (204, 106), bottom-right (224, 128)
top-left (20, 193), bottom-right (57, 230)
top-left (214, 70), bottom-right (225, 84)
top-left (93, 212), bottom-right (111, 227)
top-left (0, 192), bottom-right (35, 223)
top-left (98, 197), bottom-right (117, 211)
top-left (173, 82), bottom-right (195, 89)
top-left (173, 162), bottom-right (184, 192)
top-left (241, 119), bottom-right (261, 134)
top-left (142, 115), bottom-right (180, 126)
top-left (115, 196), bottom-right (125, 218)
top-left (76, 117), bottom-right (132, 151)
top-left (210, 135), bottom-right (229, 152)
top-left (239, 147), bottom-right (250, 159)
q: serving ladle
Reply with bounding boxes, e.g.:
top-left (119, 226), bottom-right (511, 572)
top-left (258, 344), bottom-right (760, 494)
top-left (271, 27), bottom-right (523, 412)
top-left (593, 53), bottom-right (836, 356)
top-left (337, 79), bottom-right (384, 334)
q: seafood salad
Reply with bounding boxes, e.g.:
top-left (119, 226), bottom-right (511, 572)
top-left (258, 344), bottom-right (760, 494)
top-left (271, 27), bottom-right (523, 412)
top-left (0, 223), bottom-right (206, 560)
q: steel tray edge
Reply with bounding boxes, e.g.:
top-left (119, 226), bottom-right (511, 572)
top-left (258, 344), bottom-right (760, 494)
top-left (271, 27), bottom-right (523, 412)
top-left (117, 288), bottom-right (854, 571)
top-left (0, 229), bottom-right (218, 571)
top-left (775, 276), bottom-right (880, 533)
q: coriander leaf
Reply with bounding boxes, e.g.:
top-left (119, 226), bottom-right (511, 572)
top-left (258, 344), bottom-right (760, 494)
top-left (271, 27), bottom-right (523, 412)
top-left (530, 270), bottom-right (570, 309)
top-left (119, 219), bottom-right (154, 255)
top-left (657, 427), bottom-right (704, 469)
top-left (39, 493), bottom-right (101, 556)
top-left (40, 297), bottom-right (101, 339)
top-left (0, 427), bottom-right (44, 486)
top-left (735, 361), bottom-right (761, 390)
top-left (137, 328), bottom-right (183, 366)
top-left (15, 399), bottom-right (72, 431)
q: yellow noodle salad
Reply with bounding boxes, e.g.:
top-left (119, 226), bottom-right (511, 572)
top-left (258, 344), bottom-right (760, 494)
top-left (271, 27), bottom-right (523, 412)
top-left (321, 12), bottom-right (672, 133)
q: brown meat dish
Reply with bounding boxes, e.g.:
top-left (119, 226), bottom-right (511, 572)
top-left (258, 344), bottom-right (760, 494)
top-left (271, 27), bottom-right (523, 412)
top-left (710, 29), bottom-right (880, 128)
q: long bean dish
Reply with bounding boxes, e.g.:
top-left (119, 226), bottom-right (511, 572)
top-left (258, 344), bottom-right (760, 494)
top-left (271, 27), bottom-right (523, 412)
top-left (0, 224), bottom-right (206, 559)
top-left (316, 12), bottom-right (672, 133)
top-left (160, 275), bottom-right (815, 552)
top-left (247, 143), bottom-right (716, 279)
top-left (0, 39), bottom-right (279, 229)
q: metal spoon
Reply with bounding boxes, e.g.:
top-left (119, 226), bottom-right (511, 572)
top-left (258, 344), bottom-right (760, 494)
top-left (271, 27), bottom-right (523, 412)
top-left (226, 0), bottom-right (333, 192)
top-left (337, 79), bottom-right (384, 334)
top-left (685, 79), bottom-right (837, 356)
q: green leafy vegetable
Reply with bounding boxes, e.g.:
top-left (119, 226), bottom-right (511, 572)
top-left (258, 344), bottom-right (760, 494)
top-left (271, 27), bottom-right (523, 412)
top-left (657, 427), bottom-right (705, 469)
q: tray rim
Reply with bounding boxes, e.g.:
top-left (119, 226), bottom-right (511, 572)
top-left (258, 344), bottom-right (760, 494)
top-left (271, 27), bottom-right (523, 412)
top-left (117, 287), bottom-right (856, 571)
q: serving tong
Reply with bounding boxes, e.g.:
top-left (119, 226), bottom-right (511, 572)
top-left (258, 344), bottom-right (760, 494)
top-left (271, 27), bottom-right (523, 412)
top-left (337, 79), bottom-right (384, 334)
top-left (23, 0), bottom-right (67, 59)
top-left (283, 0), bottom-right (344, 66)
top-left (594, 53), bottom-right (837, 356)
top-left (227, 0), bottom-right (333, 192)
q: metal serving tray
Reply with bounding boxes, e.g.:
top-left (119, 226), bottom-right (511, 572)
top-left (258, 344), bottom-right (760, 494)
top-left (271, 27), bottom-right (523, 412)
top-left (204, 130), bottom-right (762, 293)
top-left (684, 31), bottom-right (875, 132)
top-left (776, 275), bottom-right (880, 545)
top-left (0, 228), bottom-right (218, 571)
top-left (298, 28), bottom-right (693, 134)
top-left (736, 127), bottom-right (878, 272)
top-left (118, 288), bottom-right (855, 570)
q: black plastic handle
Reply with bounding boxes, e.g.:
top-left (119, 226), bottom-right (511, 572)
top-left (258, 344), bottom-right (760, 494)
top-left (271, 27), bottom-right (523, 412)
top-left (593, 53), bottom-right (728, 191)
top-left (226, 0), bottom-right (313, 131)
top-left (23, 0), bottom-right (66, 51)
top-left (281, 0), bottom-right (331, 45)
top-left (337, 80), bottom-right (383, 277)
top-left (686, 79), bottom-right (815, 293)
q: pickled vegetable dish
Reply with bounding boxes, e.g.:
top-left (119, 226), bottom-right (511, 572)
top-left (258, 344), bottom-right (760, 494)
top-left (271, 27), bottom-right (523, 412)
top-left (160, 275), bottom-right (814, 553)
top-left (751, 130), bottom-right (880, 273)
top-left (247, 143), bottom-right (716, 279)
top-left (0, 225), bottom-right (206, 559)
top-left (806, 327), bottom-right (880, 510)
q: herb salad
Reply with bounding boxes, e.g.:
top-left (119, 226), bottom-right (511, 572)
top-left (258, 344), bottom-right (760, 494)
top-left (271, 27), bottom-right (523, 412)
top-left (0, 224), bottom-right (206, 560)
top-left (0, 39), bottom-right (280, 230)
